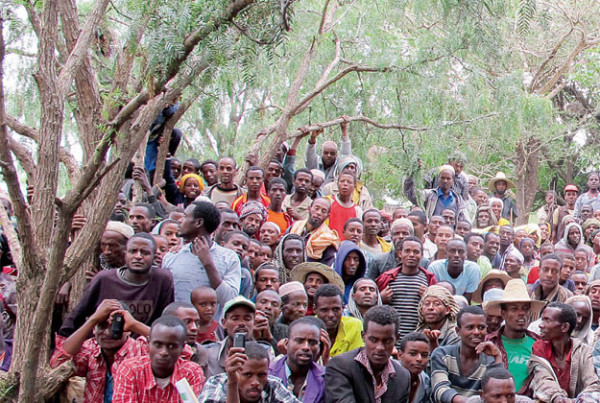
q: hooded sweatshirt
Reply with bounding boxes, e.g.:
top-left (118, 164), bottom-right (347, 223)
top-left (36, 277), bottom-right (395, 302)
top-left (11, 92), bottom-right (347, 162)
top-left (555, 222), bottom-right (584, 254)
top-left (333, 241), bottom-right (367, 304)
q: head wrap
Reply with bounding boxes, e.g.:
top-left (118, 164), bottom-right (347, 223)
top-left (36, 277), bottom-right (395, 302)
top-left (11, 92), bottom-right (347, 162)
top-left (417, 285), bottom-right (460, 328)
top-left (588, 228), bottom-right (600, 246)
top-left (488, 197), bottom-right (504, 209)
top-left (583, 219), bottom-right (600, 232)
top-left (273, 233), bottom-right (307, 283)
top-left (474, 205), bottom-right (498, 229)
top-left (448, 151), bottom-right (467, 164)
top-left (562, 222), bottom-right (584, 248)
top-left (390, 218), bottom-right (414, 233)
top-left (438, 165), bottom-right (455, 176)
top-left (507, 248), bottom-right (524, 264)
top-left (380, 210), bottom-right (392, 222)
top-left (310, 169), bottom-right (325, 181)
top-left (565, 295), bottom-right (595, 345)
top-left (179, 173), bottom-right (205, 193)
top-left (346, 278), bottom-right (383, 321)
top-left (105, 221), bottom-right (134, 239)
top-left (240, 201), bottom-right (268, 223)
top-left (279, 281), bottom-right (307, 298)
top-left (261, 221), bottom-right (281, 235)
top-left (151, 219), bottom-right (178, 235)
top-left (586, 280), bottom-right (600, 296)
top-left (334, 155), bottom-right (364, 179)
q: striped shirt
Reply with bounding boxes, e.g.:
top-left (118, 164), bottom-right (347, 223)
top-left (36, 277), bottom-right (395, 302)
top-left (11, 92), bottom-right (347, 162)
top-left (389, 270), bottom-right (429, 338)
top-left (431, 344), bottom-right (501, 403)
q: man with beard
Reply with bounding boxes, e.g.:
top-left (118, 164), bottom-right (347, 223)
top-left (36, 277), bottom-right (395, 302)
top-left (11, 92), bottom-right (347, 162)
top-left (110, 192), bottom-right (129, 221)
top-left (59, 234), bottom-right (174, 337)
top-left (288, 198), bottom-right (340, 266)
top-left (574, 172), bottom-right (600, 220)
top-left (99, 221), bottom-right (134, 271)
top-left (112, 316), bottom-right (206, 402)
top-left (283, 168), bottom-right (313, 221)
top-left (273, 282), bottom-right (309, 343)
top-left (269, 317), bottom-right (326, 402)
top-left (428, 239), bottom-right (481, 302)
top-left (375, 236), bottom-right (437, 338)
top-left (483, 232), bottom-right (501, 269)
top-left (213, 208), bottom-right (241, 245)
top-left (484, 280), bottom-right (543, 392)
top-left (204, 157), bottom-right (244, 205)
top-left (528, 302), bottom-right (600, 402)
top-left (489, 172), bottom-right (518, 223)
top-left (325, 306), bottom-right (410, 402)
top-left (267, 178), bottom-right (293, 233)
top-left (162, 201), bottom-right (241, 319)
top-left (240, 201), bottom-right (267, 239)
top-left (204, 296), bottom-right (270, 378)
top-left (232, 167), bottom-right (271, 216)
top-left (431, 306), bottom-right (503, 403)
top-left (314, 284), bottom-right (363, 357)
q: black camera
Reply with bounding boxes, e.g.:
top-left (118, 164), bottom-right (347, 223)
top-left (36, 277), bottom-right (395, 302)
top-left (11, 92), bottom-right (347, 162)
top-left (110, 313), bottom-right (124, 339)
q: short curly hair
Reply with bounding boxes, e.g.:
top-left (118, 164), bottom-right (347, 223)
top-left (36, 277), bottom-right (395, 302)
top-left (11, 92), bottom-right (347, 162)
top-left (363, 305), bottom-right (400, 335)
top-left (190, 201), bottom-right (221, 234)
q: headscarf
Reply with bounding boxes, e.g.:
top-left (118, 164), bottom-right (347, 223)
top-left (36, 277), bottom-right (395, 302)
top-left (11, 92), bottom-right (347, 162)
top-left (522, 223), bottom-right (542, 248)
top-left (416, 285), bottom-right (460, 328)
top-left (567, 295), bottom-right (595, 345)
top-left (507, 248), bottom-right (524, 264)
top-left (562, 222), bottom-right (584, 249)
top-left (474, 205), bottom-right (498, 229)
top-left (390, 218), bottom-right (414, 234)
top-left (438, 164), bottom-right (455, 176)
top-left (240, 201), bottom-right (268, 224)
top-left (151, 219), bottom-right (178, 235)
top-left (333, 155), bottom-right (364, 179)
top-left (346, 278), bottom-right (383, 321)
top-left (273, 233), bottom-right (306, 283)
top-left (178, 173), bottom-right (205, 193)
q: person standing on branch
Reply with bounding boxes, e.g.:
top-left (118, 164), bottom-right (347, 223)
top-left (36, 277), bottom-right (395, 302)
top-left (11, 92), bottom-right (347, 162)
top-left (305, 117), bottom-right (353, 186)
top-left (489, 172), bottom-right (518, 223)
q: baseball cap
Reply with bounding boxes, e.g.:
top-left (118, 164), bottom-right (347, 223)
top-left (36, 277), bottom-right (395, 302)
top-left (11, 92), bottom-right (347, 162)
top-left (223, 296), bottom-right (256, 315)
top-left (564, 184), bottom-right (579, 193)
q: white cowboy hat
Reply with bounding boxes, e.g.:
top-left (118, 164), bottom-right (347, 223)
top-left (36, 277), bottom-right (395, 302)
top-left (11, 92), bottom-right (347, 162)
top-left (488, 172), bottom-right (515, 191)
top-left (484, 279), bottom-right (546, 313)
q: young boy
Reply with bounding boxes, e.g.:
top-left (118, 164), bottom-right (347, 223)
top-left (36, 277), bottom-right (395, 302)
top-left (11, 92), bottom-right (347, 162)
top-left (220, 230), bottom-right (253, 297)
top-left (398, 332), bottom-right (432, 403)
top-left (191, 286), bottom-right (223, 344)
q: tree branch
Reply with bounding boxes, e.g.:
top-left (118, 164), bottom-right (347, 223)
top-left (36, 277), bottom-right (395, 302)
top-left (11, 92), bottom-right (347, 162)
top-left (7, 135), bottom-right (37, 178)
top-left (57, 0), bottom-right (111, 96)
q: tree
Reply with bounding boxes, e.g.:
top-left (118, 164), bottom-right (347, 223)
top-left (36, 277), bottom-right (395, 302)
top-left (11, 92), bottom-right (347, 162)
top-left (0, 0), bottom-right (288, 399)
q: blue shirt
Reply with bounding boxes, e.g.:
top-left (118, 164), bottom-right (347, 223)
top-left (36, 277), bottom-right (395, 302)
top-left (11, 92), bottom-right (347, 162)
top-left (427, 259), bottom-right (481, 296)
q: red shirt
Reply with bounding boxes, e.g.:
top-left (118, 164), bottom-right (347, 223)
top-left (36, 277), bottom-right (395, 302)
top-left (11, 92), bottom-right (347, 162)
top-left (231, 193), bottom-right (271, 216)
top-left (50, 335), bottom-right (150, 403)
top-left (112, 355), bottom-right (205, 403)
top-left (532, 340), bottom-right (572, 395)
top-left (197, 320), bottom-right (220, 344)
top-left (527, 266), bottom-right (540, 284)
top-left (328, 198), bottom-right (359, 239)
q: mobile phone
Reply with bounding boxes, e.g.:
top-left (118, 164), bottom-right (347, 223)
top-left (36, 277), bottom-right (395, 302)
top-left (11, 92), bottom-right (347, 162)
top-left (233, 333), bottom-right (246, 349)
top-left (110, 313), bottom-right (124, 339)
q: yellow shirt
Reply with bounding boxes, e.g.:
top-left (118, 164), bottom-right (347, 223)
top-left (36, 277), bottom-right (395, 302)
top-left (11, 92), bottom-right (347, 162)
top-left (330, 316), bottom-right (364, 357)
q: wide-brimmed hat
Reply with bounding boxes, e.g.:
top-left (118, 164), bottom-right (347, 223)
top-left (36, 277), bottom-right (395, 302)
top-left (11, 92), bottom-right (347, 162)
top-left (290, 262), bottom-right (345, 292)
top-left (484, 279), bottom-right (546, 313)
top-left (488, 172), bottom-right (515, 191)
top-left (472, 270), bottom-right (512, 304)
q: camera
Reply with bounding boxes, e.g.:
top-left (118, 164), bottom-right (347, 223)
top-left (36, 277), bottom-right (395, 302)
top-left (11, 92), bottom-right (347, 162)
top-left (233, 333), bottom-right (246, 349)
top-left (110, 313), bottom-right (124, 339)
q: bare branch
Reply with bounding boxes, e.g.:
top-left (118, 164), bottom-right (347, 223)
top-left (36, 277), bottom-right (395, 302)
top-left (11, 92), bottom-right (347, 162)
top-left (7, 135), bottom-right (36, 178)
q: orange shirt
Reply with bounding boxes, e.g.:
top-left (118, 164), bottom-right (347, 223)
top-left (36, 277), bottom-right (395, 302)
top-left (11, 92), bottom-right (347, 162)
top-left (267, 209), bottom-right (292, 233)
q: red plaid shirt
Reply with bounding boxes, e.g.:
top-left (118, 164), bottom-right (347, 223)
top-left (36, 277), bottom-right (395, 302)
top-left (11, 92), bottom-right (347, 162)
top-left (112, 355), bottom-right (205, 403)
top-left (50, 335), bottom-right (150, 403)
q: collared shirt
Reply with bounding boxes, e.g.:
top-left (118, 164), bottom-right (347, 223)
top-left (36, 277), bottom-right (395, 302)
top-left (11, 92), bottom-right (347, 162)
top-left (330, 316), bottom-right (364, 357)
top-left (49, 336), bottom-right (150, 403)
top-left (532, 340), bottom-right (573, 394)
top-left (199, 373), bottom-right (301, 403)
top-left (436, 188), bottom-right (456, 208)
top-left (268, 355), bottom-right (326, 403)
top-left (111, 355), bottom-right (205, 403)
top-left (354, 349), bottom-right (396, 403)
top-left (162, 242), bottom-right (241, 319)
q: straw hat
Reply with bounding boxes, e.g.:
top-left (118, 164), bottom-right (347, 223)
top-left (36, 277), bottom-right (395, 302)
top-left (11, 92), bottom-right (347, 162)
top-left (488, 172), bottom-right (515, 191)
top-left (290, 262), bottom-right (345, 293)
top-left (472, 270), bottom-right (512, 304)
top-left (484, 279), bottom-right (546, 313)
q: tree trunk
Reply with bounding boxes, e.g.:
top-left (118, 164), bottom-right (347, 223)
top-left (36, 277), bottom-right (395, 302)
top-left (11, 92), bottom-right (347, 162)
top-left (515, 138), bottom-right (540, 226)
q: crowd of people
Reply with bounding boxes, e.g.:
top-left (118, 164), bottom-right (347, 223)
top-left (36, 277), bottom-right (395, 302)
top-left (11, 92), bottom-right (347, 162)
top-left (4, 118), bottom-right (600, 402)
